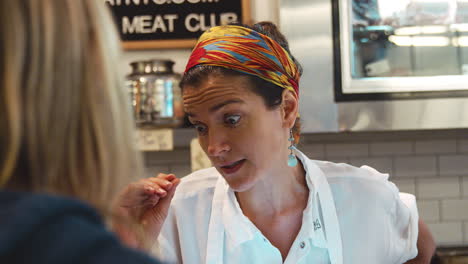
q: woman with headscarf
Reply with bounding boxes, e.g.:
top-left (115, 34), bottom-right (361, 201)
top-left (117, 22), bottom-right (435, 264)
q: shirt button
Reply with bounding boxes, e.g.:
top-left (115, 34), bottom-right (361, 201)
top-left (263, 237), bottom-right (267, 242)
top-left (299, 241), bottom-right (306, 249)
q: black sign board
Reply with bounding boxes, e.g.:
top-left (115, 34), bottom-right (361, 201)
top-left (106, 0), bottom-right (251, 49)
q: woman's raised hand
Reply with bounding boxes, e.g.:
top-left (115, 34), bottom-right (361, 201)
top-left (112, 173), bottom-right (181, 250)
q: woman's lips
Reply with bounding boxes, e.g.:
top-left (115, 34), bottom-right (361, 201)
top-left (219, 159), bottom-right (246, 174)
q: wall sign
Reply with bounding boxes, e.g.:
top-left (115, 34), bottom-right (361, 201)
top-left (106, 0), bottom-right (251, 50)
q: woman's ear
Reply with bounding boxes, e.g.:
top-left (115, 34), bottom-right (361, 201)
top-left (281, 89), bottom-right (299, 128)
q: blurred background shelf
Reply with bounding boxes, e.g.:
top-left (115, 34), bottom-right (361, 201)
top-left (136, 128), bottom-right (196, 151)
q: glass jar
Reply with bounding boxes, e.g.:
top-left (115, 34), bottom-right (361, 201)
top-left (126, 59), bottom-right (184, 128)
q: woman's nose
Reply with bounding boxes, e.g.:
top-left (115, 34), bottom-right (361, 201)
top-left (206, 132), bottom-right (230, 157)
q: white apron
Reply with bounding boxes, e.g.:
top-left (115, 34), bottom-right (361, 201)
top-left (205, 155), bottom-right (343, 264)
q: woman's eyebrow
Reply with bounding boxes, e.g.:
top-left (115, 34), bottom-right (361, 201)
top-left (209, 99), bottom-right (244, 113)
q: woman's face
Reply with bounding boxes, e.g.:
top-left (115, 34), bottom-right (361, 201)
top-left (183, 74), bottom-right (290, 192)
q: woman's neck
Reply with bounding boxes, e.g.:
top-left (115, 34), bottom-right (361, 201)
top-left (235, 161), bottom-right (309, 218)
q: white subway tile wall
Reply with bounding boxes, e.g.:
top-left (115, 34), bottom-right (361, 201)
top-left (394, 156), bottom-right (438, 178)
top-left (325, 143), bottom-right (369, 158)
top-left (143, 131), bottom-right (468, 246)
top-left (440, 155), bottom-right (468, 176)
top-left (463, 177), bottom-right (468, 197)
top-left (442, 199), bottom-right (468, 221)
top-left (391, 179), bottom-right (416, 195)
top-left (417, 178), bottom-right (460, 199)
top-left (459, 140), bottom-right (468, 153)
top-left (427, 222), bottom-right (464, 245)
top-left (370, 141), bottom-right (413, 156)
top-left (417, 200), bottom-right (440, 222)
top-left (349, 157), bottom-right (393, 175)
top-left (415, 140), bottom-right (457, 154)
top-left (299, 144), bottom-right (326, 160)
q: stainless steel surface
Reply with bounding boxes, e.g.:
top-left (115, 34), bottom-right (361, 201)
top-left (280, 0), bottom-right (468, 132)
top-left (126, 59), bottom-right (183, 128)
top-left (338, 98), bottom-right (468, 131)
top-left (280, 0), bottom-right (338, 132)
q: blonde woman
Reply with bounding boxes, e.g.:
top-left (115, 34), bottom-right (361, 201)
top-left (0, 0), bottom-right (178, 263)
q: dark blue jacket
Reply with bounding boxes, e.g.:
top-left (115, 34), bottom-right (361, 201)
top-left (0, 191), bottom-right (162, 264)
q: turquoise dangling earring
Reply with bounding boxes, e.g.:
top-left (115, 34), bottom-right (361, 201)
top-left (287, 129), bottom-right (298, 167)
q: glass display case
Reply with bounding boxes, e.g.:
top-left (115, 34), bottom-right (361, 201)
top-left (280, 0), bottom-right (468, 132)
top-left (334, 0), bottom-right (468, 101)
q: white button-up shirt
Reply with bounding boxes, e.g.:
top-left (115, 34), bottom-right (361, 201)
top-left (154, 150), bottom-right (418, 264)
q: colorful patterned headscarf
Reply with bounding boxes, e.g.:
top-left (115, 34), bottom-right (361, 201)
top-left (185, 25), bottom-right (300, 97)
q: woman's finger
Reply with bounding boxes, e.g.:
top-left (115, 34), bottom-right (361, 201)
top-left (117, 174), bottom-right (178, 210)
top-left (142, 181), bottom-right (166, 195)
top-left (148, 195), bottom-right (161, 206)
top-left (163, 174), bottom-right (176, 181)
top-left (119, 181), bottom-right (164, 207)
top-left (154, 173), bottom-right (176, 181)
top-left (147, 177), bottom-right (174, 191)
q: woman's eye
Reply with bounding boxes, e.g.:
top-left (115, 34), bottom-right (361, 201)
top-left (225, 115), bottom-right (241, 125)
top-left (193, 124), bottom-right (207, 134)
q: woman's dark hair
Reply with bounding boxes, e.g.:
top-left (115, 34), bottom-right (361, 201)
top-left (180, 22), bottom-right (303, 142)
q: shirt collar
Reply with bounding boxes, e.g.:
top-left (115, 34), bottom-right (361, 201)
top-left (221, 182), bottom-right (257, 247)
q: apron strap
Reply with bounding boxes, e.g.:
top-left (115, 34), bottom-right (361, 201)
top-left (207, 154), bottom-right (343, 264)
top-left (206, 178), bottom-right (226, 264)
top-left (314, 168), bottom-right (343, 264)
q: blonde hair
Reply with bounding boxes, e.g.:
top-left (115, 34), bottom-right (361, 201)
top-left (0, 0), bottom-right (142, 213)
